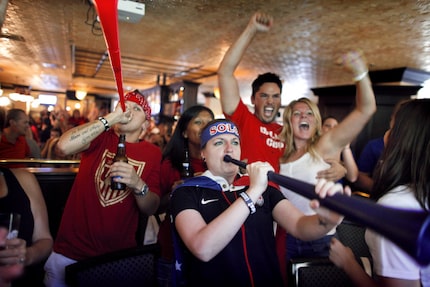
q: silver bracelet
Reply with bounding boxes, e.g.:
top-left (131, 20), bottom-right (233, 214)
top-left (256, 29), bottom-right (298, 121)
top-left (98, 117), bottom-right (110, 131)
top-left (353, 70), bottom-right (368, 82)
top-left (239, 192), bottom-right (256, 214)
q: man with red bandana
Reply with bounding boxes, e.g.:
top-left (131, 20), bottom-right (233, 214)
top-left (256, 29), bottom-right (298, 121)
top-left (44, 90), bottom-right (161, 287)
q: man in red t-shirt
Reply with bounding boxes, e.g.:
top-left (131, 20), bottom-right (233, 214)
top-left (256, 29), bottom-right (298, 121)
top-left (218, 12), bottom-right (347, 286)
top-left (218, 14), bottom-right (288, 284)
top-left (218, 13), bottom-right (284, 173)
top-left (44, 91), bottom-right (161, 287)
top-left (0, 109), bottom-right (31, 167)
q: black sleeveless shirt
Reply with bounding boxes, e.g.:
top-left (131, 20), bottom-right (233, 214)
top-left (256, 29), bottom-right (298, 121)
top-left (0, 167), bottom-right (34, 246)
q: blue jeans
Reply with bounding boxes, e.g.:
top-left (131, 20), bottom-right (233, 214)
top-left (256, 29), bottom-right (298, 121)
top-left (286, 234), bottom-right (334, 261)
top-left (157, 257), bottom-right (174, 287)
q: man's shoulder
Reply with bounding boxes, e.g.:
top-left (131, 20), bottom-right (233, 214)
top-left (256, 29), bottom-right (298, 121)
top-left (227, 99), bottom-right (252, 119)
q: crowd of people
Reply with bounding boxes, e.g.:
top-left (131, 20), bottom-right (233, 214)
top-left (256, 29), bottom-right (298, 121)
top-left (0, 10), bottom-right (428, 287)
top-left (0, 105), bottom-right (93, 163)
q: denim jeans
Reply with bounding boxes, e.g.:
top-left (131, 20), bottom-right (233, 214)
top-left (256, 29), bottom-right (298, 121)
top-left (286, 233), bottom-right (335, 261)
top-left (157, 257), bottom-right (174, 287)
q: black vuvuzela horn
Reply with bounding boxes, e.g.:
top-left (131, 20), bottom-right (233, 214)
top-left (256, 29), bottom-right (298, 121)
top-left (223, 155), bottom-right (430, 265)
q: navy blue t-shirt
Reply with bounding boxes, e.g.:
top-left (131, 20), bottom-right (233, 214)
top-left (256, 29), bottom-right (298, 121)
top-left (170, 176), bottom-right (285, 287)
top-left (357, 137), bottom-right (384, 175)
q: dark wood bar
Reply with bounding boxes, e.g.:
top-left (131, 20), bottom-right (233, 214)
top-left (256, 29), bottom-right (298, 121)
top-left (24, 167), bottom-right (78, 238)
top-left (0, 159), bottom-right (80, 167)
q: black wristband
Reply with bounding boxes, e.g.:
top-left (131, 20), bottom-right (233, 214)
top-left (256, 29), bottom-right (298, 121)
top-left (98, 117), bottom-right (110, 131)
top-left (239, 192), bottom-right (256, 214)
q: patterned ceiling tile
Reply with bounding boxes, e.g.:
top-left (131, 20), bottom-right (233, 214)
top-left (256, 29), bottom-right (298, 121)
top-left (1, 0), bottom-right (430, 102)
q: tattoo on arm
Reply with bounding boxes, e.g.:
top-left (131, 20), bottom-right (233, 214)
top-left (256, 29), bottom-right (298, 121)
top-left (69, 123), bottom-right (103, 146)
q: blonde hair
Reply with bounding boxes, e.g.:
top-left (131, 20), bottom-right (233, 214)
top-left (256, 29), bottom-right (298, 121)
top-left (279, 97), bottom-right (322, 163)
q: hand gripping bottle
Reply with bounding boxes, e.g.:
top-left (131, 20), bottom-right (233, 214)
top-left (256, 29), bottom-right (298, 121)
top-left (111, 134), bottom-right (128, 190)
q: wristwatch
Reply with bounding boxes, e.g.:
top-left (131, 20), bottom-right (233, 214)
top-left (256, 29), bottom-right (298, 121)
top-left (134, 182), bottom-right (149, 197)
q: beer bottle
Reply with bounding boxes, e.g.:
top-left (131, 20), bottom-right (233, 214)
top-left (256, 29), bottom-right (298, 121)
top-left (111, 134), bottom-right (128, 190)
top-left (180, 148), bottom-right (193, 179)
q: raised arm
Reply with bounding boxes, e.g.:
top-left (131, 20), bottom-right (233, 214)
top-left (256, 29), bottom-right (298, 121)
top-left (217, 12), bottom-right (273, 115)
top-left (319, 50), bottom-right (377, 158)
top-left (57, 104), bottom-right (131, 155)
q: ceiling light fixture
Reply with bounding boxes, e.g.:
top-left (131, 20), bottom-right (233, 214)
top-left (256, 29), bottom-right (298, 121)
top-left (76, 90), bottom-right (87, 100)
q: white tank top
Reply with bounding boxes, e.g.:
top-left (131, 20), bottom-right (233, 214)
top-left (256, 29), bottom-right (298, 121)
top-left (280, 152), bottom-right (335, 234)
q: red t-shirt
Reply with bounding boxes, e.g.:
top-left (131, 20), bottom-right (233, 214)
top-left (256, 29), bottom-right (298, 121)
top-left (225, 101), bottom-right (284, 172)
top-left (0, 134), bottom-right (31, 168)
top-left (54, 130), bottom-right (161, 260)
top-left (0, 134), bottom-right (30, 159)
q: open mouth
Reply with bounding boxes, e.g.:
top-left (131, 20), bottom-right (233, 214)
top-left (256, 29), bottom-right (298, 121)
top-left (299, 121), bottom-right (310, 130)
top-left (264, 106), bottom-right (274, 117)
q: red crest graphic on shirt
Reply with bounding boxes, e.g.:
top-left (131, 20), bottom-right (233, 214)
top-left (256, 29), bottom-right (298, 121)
top-left (95, 149), bottom-right (145, 207)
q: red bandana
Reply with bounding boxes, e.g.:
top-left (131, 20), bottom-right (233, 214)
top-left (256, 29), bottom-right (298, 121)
top-left (124, 91), bottom-right (151, 120)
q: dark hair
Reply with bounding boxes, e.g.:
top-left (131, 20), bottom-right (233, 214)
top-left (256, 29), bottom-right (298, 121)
top-left (322, 115), bottom-right (338, 124)
top-left (5, 109), bottom-right (26, 128)
top-left (51, 127), bottom-right (62, 136)
top-left (251, 72), bottom-right (282, 98)
top-left (43, 117), bottom-right (52, 126)
top-left (162, 105), bottom-right (214, 172)
top-left (371, 99), bottom-right (430, 211)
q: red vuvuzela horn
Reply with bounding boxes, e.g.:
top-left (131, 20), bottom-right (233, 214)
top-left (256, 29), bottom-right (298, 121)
top-left (92, 0), bottom-right (125, 111)
top-left (223, 155), bottom-right (430, 265)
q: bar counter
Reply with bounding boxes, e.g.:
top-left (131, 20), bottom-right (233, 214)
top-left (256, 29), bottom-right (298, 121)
top-left (0, 159), bottom-right (80, 167)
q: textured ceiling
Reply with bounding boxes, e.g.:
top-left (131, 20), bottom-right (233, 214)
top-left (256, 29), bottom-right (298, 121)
top-left (1, 0), bottom-right (430, 104)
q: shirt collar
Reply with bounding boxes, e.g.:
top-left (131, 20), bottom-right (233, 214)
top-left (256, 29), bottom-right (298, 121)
top-left (201, 170), bottom-right (247, 192)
